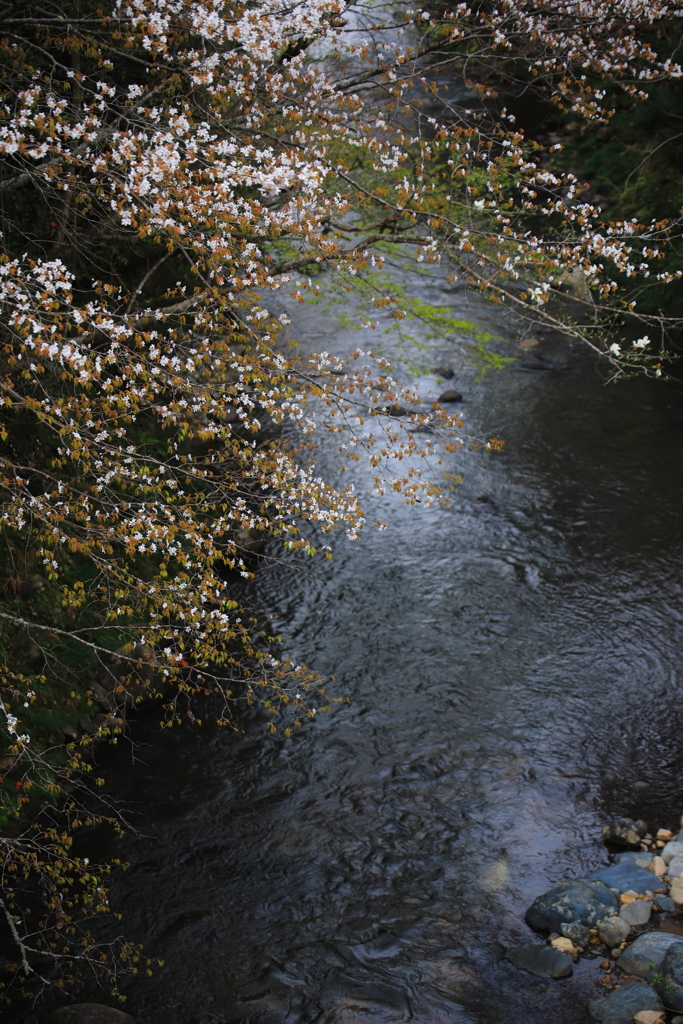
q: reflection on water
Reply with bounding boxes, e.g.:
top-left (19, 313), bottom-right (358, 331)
top-left (92, 277), bottom-right (683, 1024)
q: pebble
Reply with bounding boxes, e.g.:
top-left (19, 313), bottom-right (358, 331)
top-left (551, 936), bottom-right (578, 955)
top-left (657, 829), bottom-right (674, 841)
top-left (654, 894), bottom-right (676, 912)
top-left (633, 1013), bottom-right (665, 1024)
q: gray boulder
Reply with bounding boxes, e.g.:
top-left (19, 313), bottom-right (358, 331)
top-left (619, 899), bottom-right (652, 927)
top-left (598, 916), bottom-right (631, 948)
top-left (656, 943), bottom-right (683, 1011)
top-left (613, 850), bottom-right (653, 869)
top-left (588, 863), bottom-right (656, 895)
top-left (525, 878), bottom-right (619, 934)
top-left (618, 932), bottom-right (683, 980)
top-left (654, 894), bottom-right (676, 912)
top-left (504, 943), bottom-right (572, 978)
top-left (588, 983), bottom-right (664, 1024)
top-left (46, 1006), bottom-right (137, 1024)
top-left (602, 818), bottom-right (648, 848)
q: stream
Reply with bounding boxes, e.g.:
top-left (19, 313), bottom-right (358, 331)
top-left (89, 269), bottom-right (683, 1024)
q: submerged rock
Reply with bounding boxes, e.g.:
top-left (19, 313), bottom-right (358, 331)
top-left (588, 863), bottom-right (656, 895)
top-left (525, 878), bottom-right (619, 934)
top-left (656, 943), bottom-right (683, 1011)
top-left (437, 389), bottom-right (463, 403)
top-left (602, 818), bottom-right (647, 848)
top-left (613, 851), bottom-right (653, 869)
top-left (46, 1006), bottom-right (137, 1024)
top-left (588, 983), bottom-right (664, 1024)
top-left (504, 943), bottom-right (573, 978)
top-left (617, 932), bottom-right (683, 980)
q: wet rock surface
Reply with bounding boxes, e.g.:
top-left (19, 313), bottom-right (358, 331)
top-left (525, 878), bottom-right (620, 933)
top-left (588, 984), bottom-right (664, 1024)
top-left (504, 943), bottom-right (573, 978)
top-left (617, 933), bottom-right (683, 980)
top-left (602, 818), bottom-right (648, 848)
top-left (588, 862), bottom-right (657, 895)
top-left (515, 813), bottom-right (683, 1022)
top-left (656, 944), bottom-right (683, 1012)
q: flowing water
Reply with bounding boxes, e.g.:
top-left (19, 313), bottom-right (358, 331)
top-left (87, 271), bottom-right (683, 1024)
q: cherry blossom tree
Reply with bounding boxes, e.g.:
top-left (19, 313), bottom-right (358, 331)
top-left (0, 0), bottom-right (680, 999)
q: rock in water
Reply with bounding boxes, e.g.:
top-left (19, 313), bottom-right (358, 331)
top-left (588, 863), bottom-right (656, 895)
top-left (613, 850), bottom-right (653, 869)
top-left (525, 878), bottom-right (619, 933)
top-left (588, 984), bottom-right (664, 1024)
top-left (598, 916), bottom-right (631, 947)
top-left (602, 818), bottom-right (647, 848)
top-left (619, 899), bottom-right (652, 927)
top-left (655, 943), bottom-right (683, 1011)
top-left (618, 933), bottom-right (683, 980)
top-left (46, 1006), bottom-right (137, 1024)
top-left (437, 389), bottom-right (463, 403)
top-left (504, 943), bottom-right (573, 978)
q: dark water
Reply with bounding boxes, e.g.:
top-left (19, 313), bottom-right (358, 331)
top-left (90, 277), bottom-right (683, 1024)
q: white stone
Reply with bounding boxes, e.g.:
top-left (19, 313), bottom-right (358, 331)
top-left (633, 1012), bottom-right (665, 1024)
top-left (670, 877), bottom-right (683, 905)
top-left (649, 856), bottom-right (667, 876)
top-left (661, 841), bottom-right (683, 864)
top-left (668, 856), bottom-right (683, 878)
